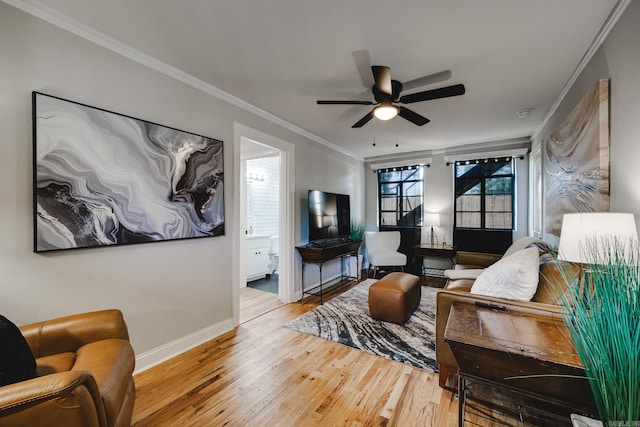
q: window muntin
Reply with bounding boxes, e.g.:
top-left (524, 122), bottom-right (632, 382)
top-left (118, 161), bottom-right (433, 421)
top-left (377, 166), bottom-right (423, 228)
top-left (454, 159), bottom-right (515, 230)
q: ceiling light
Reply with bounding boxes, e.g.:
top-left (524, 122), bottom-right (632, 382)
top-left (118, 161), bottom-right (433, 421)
top-left (374, 102), bottom-right (398, 121)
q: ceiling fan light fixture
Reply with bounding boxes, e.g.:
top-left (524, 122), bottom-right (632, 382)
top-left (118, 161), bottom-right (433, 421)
top-left (374, 103), bottom-right (398, 121)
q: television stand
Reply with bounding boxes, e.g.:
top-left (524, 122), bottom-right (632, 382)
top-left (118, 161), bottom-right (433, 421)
top-left (306, 237), bottom-right (350, 248)
top-left (296, 240), bottom-right (361, 304)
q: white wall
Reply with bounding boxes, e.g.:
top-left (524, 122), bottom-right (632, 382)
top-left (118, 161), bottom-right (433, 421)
top-left (601, 1), bottom-right (640, 217)
top-left (0, 3), bottom-right (364, 369)
top-left (296, 142), bottom-right (366, 292)
top-left (533, 1), bottom-right (640, 240)
top-left (423, 155), bottom-right (454, 245)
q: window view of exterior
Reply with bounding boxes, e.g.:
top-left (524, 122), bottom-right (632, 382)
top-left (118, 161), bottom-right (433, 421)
top-left (378, 166), bottom-right (424, 228)
top-left (454, 158), bottom-right (514, 230)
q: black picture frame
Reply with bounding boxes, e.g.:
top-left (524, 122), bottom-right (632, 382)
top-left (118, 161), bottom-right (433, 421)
top-left (33, 92), bottom-right (225, 252)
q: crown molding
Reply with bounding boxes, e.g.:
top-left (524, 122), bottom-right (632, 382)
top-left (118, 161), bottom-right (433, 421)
top-left (2, 0), bottom-right (363, 162)
top-left (532, 0), bottom-right (632, 140)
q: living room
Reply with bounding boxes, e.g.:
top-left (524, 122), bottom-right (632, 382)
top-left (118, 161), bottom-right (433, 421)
top-left (1, 0), bottom-right (639, 425)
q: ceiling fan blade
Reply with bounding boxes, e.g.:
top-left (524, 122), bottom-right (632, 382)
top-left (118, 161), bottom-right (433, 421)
top-left (317, 100), bottom-right (374, 105)
top-left (371, 65), bottom-right (392, 96)
top-left (352, 110), bottom-right (374, 128)
top-left (398, 107), bottom-right (430, 126)
top-left (402, 70), bottom-right (452, 91)
top-left (399, 83), bottom-right (466, 104)
top-left (352, 49), bottom-right (374, 88)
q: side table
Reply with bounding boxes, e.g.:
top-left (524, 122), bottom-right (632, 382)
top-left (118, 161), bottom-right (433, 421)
top-left (444, 302), bottom-right (597, 426)
top-left (296, 240), bottom-right (361, 304)
top-left (413, 243), bottom-right (456, 279)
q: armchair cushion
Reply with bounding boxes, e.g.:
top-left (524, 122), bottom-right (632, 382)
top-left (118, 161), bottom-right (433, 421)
top-left (0, 315), bottom-right (36, 387)
top-left (444, 269), bottom-right (484, 280)
top-left (470, 247), bottom-right (540, 301)
top-left (368, 250), bottom-right (407, 267)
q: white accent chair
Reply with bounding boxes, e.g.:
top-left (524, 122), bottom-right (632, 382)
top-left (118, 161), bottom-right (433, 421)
top-left (364, 231), bottom-right (407, 278)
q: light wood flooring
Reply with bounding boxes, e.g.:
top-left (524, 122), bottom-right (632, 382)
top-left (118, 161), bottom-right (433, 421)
top-left (132, 280), bottom-right (527, 426)
top-left (239, 286), bottom-right (282, 324)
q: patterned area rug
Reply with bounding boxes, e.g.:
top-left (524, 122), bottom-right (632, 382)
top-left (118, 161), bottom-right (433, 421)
top-left (285, 279), bottom-right (438, 372)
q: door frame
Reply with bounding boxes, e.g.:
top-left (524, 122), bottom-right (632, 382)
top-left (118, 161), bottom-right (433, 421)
top-left (233, 123), bottom-right (295, 326)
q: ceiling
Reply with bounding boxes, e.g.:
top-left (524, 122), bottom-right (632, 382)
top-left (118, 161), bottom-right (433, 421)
top-left (28, 0), bottom-right (620, 159)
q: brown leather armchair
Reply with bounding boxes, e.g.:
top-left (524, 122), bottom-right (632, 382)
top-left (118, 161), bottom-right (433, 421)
top-left (0, 309), bottom-right (136, 427)
top-left (436, 242), bottom-right (579, 388)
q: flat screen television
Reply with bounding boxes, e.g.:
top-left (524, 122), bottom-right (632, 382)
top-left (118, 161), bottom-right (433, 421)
top-left (308, 190), bottom-right (351, 242)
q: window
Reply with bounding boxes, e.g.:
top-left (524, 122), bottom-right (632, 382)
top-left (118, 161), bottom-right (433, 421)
top-left (454, 158), bottom-right (515, 230)
top-left (377, 166), bottom-right (423, 228)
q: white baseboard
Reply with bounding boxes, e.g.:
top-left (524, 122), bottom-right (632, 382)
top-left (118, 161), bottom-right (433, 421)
top-left (134, 317), bottom-right (235, 374)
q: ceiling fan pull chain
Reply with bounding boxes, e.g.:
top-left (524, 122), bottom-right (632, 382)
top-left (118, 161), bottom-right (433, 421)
top-left (395, 116), bottom-right (399, 148)
top-left (372, 116), bottom-right (376, 147)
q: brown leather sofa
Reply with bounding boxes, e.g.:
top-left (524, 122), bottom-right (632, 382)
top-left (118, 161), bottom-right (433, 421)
top-left (0, 309), bottom-right (136, 427)
top-left (436, 239), bottom-right (579, 388)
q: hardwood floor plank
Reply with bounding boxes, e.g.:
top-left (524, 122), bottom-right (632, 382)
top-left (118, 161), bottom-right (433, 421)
top-left (239, 286), bottom-right (282, 324)
top-left (380, 365), bottom-right (412, 422)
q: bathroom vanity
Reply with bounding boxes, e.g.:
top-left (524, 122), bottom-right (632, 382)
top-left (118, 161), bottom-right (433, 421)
top-left (246, 235), bottom-right (271, 281)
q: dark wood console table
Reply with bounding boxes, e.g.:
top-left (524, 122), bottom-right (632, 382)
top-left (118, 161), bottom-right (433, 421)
top-left (296, 240), bottom-right (361, 304)
top-left (413, 243), bottom-right (456, 279)
top-left (444, 303), bottom-right (596, 426)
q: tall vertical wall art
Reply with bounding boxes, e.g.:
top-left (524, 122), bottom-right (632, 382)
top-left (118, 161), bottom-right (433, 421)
top-left (33, 92), bottom-right (225, 252)
top-left (544, 79), bottom-right (610, 238)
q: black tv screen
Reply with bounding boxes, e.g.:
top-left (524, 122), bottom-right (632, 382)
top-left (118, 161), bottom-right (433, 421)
top-left (308, 190), bottom-right (351, 242)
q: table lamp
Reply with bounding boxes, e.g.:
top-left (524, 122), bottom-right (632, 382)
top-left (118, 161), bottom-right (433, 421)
top-left (424, 213), bottom-right (441, 246)
top-left (557, 212), bottom-right (637, 264)
top-left (558, 212), bottom-right (638, 298)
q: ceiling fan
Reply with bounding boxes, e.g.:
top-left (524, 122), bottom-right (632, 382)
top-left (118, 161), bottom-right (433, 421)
top-left (317, 65), bottom-right (465, 128)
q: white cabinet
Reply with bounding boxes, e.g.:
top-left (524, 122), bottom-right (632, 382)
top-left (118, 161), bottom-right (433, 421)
top-left (247, 235), bottom-right (271, 281)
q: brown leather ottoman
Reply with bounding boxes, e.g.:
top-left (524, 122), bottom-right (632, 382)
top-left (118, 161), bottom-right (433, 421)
top-left (368, 272), bottom-right (421, 325)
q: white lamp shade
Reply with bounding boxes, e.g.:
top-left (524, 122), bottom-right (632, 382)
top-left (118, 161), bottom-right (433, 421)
top-left (424, 213), bottom-right (441, 227)
top-left (557, 212), bottom-right (638, 263)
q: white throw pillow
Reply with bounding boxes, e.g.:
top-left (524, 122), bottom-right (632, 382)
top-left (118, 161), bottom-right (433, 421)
top-left (470, 247), bottom-right (540, 301)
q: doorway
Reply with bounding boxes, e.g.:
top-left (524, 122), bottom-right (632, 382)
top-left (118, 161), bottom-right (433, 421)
top-left (233, 123), bottom-right (295, 326)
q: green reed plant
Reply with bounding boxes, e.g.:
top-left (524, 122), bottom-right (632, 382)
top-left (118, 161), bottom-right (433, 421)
top-left (349, 221), bottom-right (365, 241)
top-left (558, 238), bottom-right (640, 426)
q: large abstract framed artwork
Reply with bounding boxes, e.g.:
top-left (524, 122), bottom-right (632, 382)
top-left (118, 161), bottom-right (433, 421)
top-left (33, 92), bottom-right (225, 252)
top-left (544, 79), bottom-right (610, 238)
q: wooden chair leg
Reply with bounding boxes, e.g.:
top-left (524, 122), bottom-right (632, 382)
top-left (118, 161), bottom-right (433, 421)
top-left (438, 363), bottom-right (457, 389)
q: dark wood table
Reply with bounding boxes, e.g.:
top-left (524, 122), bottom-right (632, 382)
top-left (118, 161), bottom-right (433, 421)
top-left (413, 243), bottom-right (456, 278)
top-left (444, 303), bottom-right (597, 426)
top-left (296, 240), bottom-right (361, 304)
